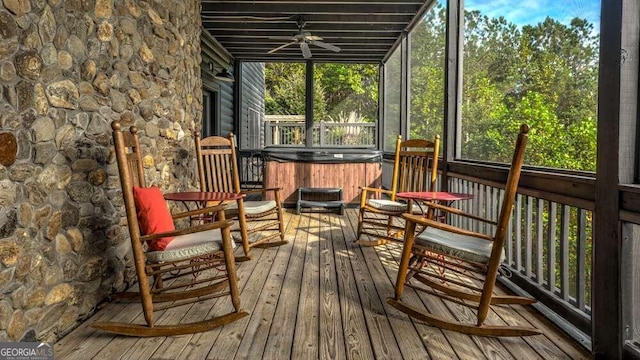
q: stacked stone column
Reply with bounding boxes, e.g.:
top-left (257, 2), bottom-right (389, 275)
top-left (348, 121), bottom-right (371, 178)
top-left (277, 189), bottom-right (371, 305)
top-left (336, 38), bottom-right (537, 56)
top-left (0, 0), bottom-right (203, 342)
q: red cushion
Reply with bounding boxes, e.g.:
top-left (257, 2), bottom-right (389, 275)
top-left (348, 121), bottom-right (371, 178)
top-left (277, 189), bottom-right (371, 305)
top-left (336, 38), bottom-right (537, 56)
top-left (132, 186), bottom-right (175, 251)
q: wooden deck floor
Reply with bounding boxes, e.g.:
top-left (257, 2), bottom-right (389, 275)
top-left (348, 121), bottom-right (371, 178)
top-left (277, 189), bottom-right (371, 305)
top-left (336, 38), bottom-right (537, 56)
top-left (56, 208), bottom-right (590, 359)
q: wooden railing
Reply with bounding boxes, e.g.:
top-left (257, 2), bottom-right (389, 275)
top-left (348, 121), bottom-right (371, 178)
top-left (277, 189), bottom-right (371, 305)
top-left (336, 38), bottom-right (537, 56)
top-left (265, 121), bottom-right (376, 147)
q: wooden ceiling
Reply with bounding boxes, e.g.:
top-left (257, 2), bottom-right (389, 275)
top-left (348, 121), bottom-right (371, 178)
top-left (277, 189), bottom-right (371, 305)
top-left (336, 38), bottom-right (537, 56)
top-left (201, 1), bottom-right (427, 63)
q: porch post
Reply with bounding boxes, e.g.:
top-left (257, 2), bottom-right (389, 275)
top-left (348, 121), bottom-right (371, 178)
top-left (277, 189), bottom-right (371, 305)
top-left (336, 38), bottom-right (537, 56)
top-left (442, 0), bottom-right (463, 191)
top-left (401, 32), bottom-right (410, 138)
top-left (593, 0), bottom-right (624, 357)
top-left (305, 60), bottom-right (314, 147)
top-left (378, 63), bottom-right (385, 150)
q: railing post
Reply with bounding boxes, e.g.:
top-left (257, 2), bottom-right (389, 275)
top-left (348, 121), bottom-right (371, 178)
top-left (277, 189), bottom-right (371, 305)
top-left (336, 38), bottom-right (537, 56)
top-left (265, 122), bottom-right (272, 146)
top-left (320, 121), bottom-right (325, 146)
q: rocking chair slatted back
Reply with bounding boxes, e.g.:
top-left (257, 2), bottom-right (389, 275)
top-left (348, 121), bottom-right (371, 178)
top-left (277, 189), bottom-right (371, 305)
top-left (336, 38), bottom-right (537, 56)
top-left (195, 132), bottom-right (287, 259)
top-left (392, 137), bottom-right (440, 199)
top-left (196, 136), bottom-right (240, 194)
top-left (356, 134), bottom-right (440, 246)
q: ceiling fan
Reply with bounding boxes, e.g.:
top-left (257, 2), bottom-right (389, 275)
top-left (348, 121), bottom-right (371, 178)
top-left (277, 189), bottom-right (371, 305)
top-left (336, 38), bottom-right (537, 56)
top-left (267, 17), bottom-right (341, 59)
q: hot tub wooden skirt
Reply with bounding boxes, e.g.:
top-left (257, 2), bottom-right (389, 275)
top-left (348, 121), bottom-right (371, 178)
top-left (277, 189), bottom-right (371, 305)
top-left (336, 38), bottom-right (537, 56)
top-left (264, 161), bottom-right (382, 205)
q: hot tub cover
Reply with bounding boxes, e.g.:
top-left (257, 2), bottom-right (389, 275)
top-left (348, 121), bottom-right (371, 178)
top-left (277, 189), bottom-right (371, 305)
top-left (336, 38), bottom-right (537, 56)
top-left (262, 147), bottom-right (382, 164)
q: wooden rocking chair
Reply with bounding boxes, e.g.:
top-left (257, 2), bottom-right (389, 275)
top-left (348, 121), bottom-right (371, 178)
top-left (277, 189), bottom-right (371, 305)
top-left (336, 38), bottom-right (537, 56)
top-left (195, 133), bottom-right (286, 261)
top-left (356, 134), bottom-right (440, 246)
top-left (387, 124), bottom-right (541, 337)
top-left (91, 121), bottom-right (248, 336)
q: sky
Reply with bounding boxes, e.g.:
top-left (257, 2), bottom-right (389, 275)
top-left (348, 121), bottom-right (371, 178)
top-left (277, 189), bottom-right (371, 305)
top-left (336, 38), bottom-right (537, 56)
top-left (463, 0), bottom-right (601, 31)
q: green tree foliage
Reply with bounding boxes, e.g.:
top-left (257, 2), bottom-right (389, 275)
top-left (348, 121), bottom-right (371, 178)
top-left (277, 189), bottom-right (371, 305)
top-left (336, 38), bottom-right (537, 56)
top-left (409, 3), bottom-right (447, 140)
top-left (314, 63), bottom-right (379, 122)
top-left (458, 11), bottom-right (598, 171)
top-left (264, 62), bottom-right (379, 124)
top-left (264, 63), bottom-right (327, 119)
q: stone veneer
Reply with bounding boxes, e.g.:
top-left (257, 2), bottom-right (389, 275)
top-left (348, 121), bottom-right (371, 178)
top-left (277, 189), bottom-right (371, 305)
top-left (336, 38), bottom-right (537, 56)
top-left (0, 0), bottom-right (203, 342)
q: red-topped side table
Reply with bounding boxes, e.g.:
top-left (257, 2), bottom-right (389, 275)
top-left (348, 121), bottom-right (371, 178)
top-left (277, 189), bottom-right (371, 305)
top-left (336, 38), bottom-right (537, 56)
top-left (164, 191), bottom-right (245, 225)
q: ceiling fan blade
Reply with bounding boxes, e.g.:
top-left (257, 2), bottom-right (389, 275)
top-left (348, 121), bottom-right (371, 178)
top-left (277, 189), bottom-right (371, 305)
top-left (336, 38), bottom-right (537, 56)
top-left (309, 40), bottom-right (341, 53)
top-left (305, 35), bottom-right (323, 41)
top-left (300, 42), bottom-right (312, 59)
top-left (268, 42), bottom-right (295, 54)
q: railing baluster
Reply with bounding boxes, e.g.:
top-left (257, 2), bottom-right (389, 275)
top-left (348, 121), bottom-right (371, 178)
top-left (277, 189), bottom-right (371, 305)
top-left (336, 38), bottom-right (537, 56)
top-left (577, 208), bottom-right (587, 311)
top-left (471, 182), bottom-right (478, 231)
top-left (536, 198), bottom-right (544, 285)
top-left (515, 193), bottom-right (523, 271)
top-left (560, 204), bottom-right (570, 300)
top-left (547, 202), bottom-right (557, 293)
top-left (506, 192), bottom-right (514, 267)
top-left (478, 184), bottom-right (485, 233)
top-left (525, 196), bottom-right (533, 277)
top-left (492, 186), bottom-right (499, 225)
top-left (464, 180), bottom-right (470, 230)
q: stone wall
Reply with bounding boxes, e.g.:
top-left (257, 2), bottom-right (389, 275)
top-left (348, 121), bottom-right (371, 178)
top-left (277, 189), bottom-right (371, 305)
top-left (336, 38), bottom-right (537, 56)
top-left (0, 0), bottom-right (203, 342)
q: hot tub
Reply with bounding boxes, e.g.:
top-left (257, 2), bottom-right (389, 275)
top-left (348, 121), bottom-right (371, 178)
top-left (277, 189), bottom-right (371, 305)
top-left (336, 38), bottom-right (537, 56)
top-left (262, 147), bottom-right (383, 205)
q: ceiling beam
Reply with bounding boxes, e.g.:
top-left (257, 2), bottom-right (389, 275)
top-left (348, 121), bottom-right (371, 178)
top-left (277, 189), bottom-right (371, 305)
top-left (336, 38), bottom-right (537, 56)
top-left (234, 55), bottom-right (381, 63)
top-left (200, 13), bottom-right (416, 24)
top-left (225, 44), bottom-right (390, 50)
top-left (202, 3), bottom-right (423, 14)
top-left (202, 22), bottom-right (406, 32)
top-left (206, 30), bottom-right (400, 39)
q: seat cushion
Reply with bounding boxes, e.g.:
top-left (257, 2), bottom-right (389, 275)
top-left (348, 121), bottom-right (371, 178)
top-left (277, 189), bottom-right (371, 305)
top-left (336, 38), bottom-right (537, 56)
top-left (132, 186), bottom-right (175, 251)
top-left (414, 227), bottom-right (505, 264)
top-left (366, 199), bottom-right (422, 213)
top-left (227, 200), bottom-right (277, 215)
top-left (146, 229), bottom-right (236, 263)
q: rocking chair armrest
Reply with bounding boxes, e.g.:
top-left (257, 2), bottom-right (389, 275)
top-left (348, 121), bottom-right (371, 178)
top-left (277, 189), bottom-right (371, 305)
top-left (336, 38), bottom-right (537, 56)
top-left (419, 201), bottom-right (498, 225)
top-left (171, 204), bottom-right (228, 220)
top-left (402, 213), bottom-right (494, 241)
top-left (359, 187), bottom-right (393, 197)
top-left (139, 219), bottom-right (235, 243)
top-left (242, 187), bottom-right (281, 195)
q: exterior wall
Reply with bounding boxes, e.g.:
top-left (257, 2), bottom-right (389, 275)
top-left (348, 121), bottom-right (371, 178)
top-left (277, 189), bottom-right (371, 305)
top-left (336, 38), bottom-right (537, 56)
top-left (240, 62), bottom-right (265, 149)
top-left (201, 31), bottom-right (233, 137)
top-left (219, 81), bottom-right (234, 136)
top-left (0, 0), bottom-right (202, 342)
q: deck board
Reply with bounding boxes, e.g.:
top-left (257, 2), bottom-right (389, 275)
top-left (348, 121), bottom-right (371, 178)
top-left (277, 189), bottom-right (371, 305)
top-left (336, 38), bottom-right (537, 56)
top-left (55, 209), bottom-right (591, 360)
top-left (319, 213), bottom-right (346, 360)
top-left (261, 213), bottom-right (309, 360)
top-left (331, 212), bottom-right (376, 360)
top-left (292, 212), bottom-right (321, 359)
top-left (234, 211), bottom-right (301, 359)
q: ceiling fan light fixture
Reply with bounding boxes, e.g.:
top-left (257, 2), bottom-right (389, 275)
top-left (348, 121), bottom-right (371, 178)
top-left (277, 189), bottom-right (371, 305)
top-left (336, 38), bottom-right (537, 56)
top-left (215, 68), bottom-right (235, 83)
